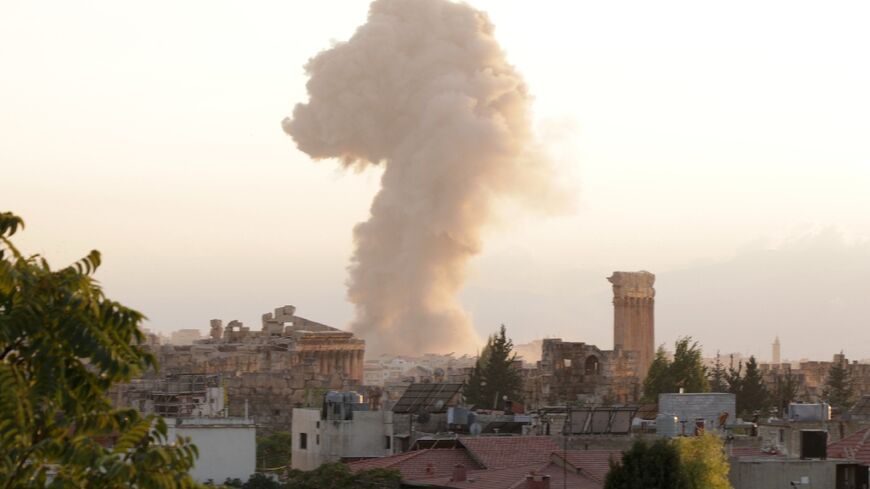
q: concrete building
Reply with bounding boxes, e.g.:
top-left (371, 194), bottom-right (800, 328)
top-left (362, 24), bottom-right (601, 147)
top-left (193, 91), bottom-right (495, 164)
top-left (291, 391), bottom-right (393, 470)
top-left (729, 458), bottom-right (868, 489)
top-left (165, 417), bottom-right (256, 484)
top-left (658, 392), bottom-right (737, 436)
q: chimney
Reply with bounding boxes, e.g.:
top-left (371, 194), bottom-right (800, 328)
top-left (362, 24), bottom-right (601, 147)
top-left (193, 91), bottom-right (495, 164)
top-left (525, 474), bottom-right (551, 489)
top-left (451, 464), bottom-right (467, 482)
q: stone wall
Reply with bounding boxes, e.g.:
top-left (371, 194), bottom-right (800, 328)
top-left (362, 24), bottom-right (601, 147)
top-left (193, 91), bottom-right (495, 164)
top-left (524, 339), bottom-right (640, 408)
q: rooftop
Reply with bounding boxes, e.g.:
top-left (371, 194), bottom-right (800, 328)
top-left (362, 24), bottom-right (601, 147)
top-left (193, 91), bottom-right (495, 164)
top-left (828, 427), bottom-right (870, 464)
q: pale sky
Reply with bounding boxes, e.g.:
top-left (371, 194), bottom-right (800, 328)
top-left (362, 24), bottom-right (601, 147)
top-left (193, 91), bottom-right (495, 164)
top-left (2, 1), bottom-right (869, 360)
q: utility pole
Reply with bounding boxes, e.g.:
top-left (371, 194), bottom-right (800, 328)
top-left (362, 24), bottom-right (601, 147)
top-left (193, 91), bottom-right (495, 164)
top-left (563, 405), bottom-right (570, 489)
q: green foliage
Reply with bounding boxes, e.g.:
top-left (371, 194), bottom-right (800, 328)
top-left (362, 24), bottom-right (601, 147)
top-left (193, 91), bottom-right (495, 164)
top-left (675, 434), bottom-right (733, 489)
top-left (464, 325), bottom-right (523, 410)
top-left (708, 352), bottom-right (729, 393)
top-left (284, 463), bottom-right (400, 489)
top-left (771, 372), bottom-right (799, 417)
top-left (605, 436), bottom-right (733, 489)
top-left (823, 359), bottom-right (855, 414)
top-left (604, 439), bottom-right (683, 489)
top-left (728, 356), bottom-right (770, 418)
top-left (0, 212), bottom-right (201, 488)
top-left (642, 337), bottom-right (709, 402)
top-left (234, 473), bottom-right (281, 489)
top-left (256, 432), bottom-right (293, 472)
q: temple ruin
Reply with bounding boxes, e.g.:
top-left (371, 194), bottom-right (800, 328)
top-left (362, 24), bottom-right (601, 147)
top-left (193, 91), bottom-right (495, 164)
top-left (524, 271), bottom-right (655, 408)
top-left (116, 305), bottom-right (365, 431)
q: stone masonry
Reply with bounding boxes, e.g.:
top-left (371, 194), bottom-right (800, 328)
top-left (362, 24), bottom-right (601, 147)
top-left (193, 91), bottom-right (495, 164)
top-left (122, 305), bottom-right (365, 432)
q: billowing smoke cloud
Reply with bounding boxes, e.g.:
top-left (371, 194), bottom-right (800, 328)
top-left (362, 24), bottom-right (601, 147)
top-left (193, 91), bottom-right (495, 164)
top-left (283, 0), bottom-right (563, 355)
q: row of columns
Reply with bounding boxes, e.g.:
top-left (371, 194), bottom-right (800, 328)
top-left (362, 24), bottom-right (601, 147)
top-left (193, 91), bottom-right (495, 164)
top-left (316, 349), bottom-right (364, 381)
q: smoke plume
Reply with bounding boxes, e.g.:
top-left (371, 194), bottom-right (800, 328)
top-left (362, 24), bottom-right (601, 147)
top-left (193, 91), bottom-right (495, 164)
top-left (283, 0), bottom-right (562, 355)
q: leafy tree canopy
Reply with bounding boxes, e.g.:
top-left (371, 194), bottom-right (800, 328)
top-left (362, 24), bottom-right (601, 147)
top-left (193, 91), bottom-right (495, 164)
top-left (256, 432), bottom-right (293, 472)
top-left (0, 212), bottom-right (201, 488)
top-left (605, 435), bottom-right (733, 489)
top-left (642, 337), bottom-right (709, 402)
top-left (675, 434), bottom-right (732, 489)
top-left (284, 463), bottom-right (400, 489)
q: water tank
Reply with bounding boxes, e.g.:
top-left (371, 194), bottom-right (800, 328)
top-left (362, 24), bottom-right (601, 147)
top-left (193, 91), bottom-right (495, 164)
top-left (343, 391), bottom-right (363, 404)
top-left (788, 403), bottom-right (831, 421)
top-left (656, 413), bottom-right (679, 438)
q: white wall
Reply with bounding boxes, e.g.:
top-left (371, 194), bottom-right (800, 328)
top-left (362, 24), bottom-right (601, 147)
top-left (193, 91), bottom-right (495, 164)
top-left (292, 409), bottom-right (323, 471)
top-left (167, 419), bottom-right (256, 484)
top-left (291, 408), bottom-right (393, 471)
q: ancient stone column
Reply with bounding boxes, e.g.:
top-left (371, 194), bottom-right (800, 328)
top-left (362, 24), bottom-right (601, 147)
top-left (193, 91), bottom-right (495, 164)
top-left (608, 271), bottom-right (655, 383)
top-left (354, 350), bottom-right (363, 381)
top-left (342, 351), bottom-right (351, 377)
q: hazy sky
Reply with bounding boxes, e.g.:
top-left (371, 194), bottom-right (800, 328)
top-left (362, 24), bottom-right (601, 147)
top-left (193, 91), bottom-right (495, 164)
top-left (2, 1), bottom-right (869, 360)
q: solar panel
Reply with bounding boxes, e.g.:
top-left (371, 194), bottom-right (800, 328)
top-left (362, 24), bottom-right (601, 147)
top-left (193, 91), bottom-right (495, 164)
top-left (391, 383), bottom-right (463, 414)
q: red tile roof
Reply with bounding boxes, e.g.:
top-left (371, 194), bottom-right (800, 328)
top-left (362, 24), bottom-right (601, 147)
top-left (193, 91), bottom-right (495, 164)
top-left (458, 436), bottom-right (560, 469)
top-left (349, 437), bottom-right (619, 489)
top-left (828, 427), bottom-right (870, 464)
top-left (408, 461), bottom-right (602, 489)
top-left (553, 450), bottom-right (622, 484)
top-left (347, 448), bottom-right (482, 480)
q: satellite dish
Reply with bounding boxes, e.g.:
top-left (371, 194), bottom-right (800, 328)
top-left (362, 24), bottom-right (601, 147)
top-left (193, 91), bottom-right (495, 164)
top-left (434, 400), bottom-right (445, 411)
top-left (469, 422), bottom-right (482, 436)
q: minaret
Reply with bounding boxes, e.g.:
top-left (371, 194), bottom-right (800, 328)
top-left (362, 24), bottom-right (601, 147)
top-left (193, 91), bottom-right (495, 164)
top-left (609, 271), bottom-right (655, 382)
top-left (772, 336), bottom-right (781, 365)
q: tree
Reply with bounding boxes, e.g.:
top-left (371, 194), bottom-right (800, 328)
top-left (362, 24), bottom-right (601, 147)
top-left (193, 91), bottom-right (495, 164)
top-left (605, 436), bottom-right (733, 489)
top-left (463, 357), bottom-right (485, 407)
top-left (675, 434), bottom-right (732, 489)
top-left (284, 463), bottom-right (400, 489)
top-left (256, 432), bottom-right (293, 472)
top-left (643, 347), bottom-right (674, 402)
top-left (0, 212), bottom-right (201, 488)
top-left (732, 356), bottom-right (770, 418)
top-left (642, 337), bottom-right (709, 402)
top-left (604, 439), bottom-right (683, 489)
top-left (708, 352), bottom-right (729, 393)
top-left (771, 372), bottom-right (799, 417)
top-left (823, 358), bottom-right (855, 414)
top-left (464, 325), bottom-right (523, 410)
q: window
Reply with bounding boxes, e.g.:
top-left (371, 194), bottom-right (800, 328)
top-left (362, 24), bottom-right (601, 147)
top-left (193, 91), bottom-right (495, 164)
top-left (563, 359), bottom-right (572, 368)
top-left (316, 434), bottom-right (320, 445)
top-left (779, 429), bottom-right (785, 443)
top-left (316, 421), bottom-right (320, 429)
top-left (585, 356), bottom-right (600, 375)
top-left (385, 436), bottom-right (392, 450)
top-left (299, 432), bottom-right (308, 450)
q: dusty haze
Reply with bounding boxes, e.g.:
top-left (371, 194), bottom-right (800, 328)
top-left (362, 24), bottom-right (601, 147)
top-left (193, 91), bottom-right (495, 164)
top-left (283, 0), bottom-right (562, 355)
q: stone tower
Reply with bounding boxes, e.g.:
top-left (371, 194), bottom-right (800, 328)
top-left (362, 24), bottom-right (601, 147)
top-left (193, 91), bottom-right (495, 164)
top-left (609, 271), bottom-right (655, 382)
top-left (772, 336), bottom-right (781, 365)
